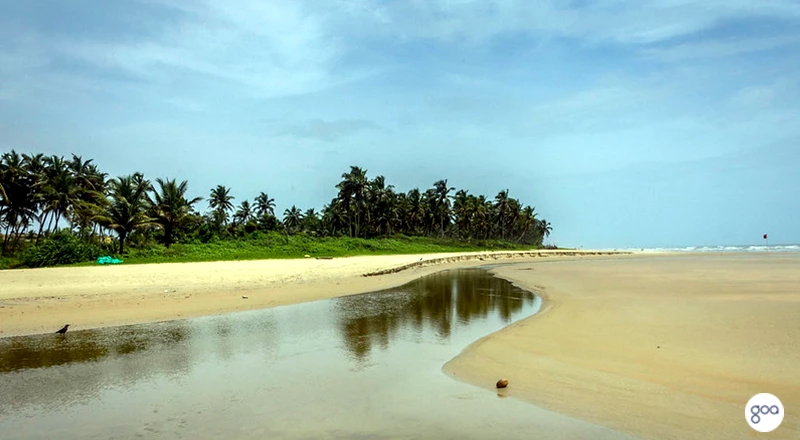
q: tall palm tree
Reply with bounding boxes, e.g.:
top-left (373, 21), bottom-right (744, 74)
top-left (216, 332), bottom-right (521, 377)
top-left (432, 179), bottom-right (454, 237)
top-left (538, 219), bottom-right (553, 240)
top-left (97, 173), bottom-right (153, 254)
top-left (494, 189), bottom-right (511, 240)
top-left (254, 192), bottom-right (275, 217)
top-left (283, 205), bottom-right (304, 234)
top-left (68, 155), bottom-right (107, 238)
top-left (0, 151), bottom-right (38, 253)
top-left (403, 188), bottom-right (426, 235)
top-left (515, 205), bottom-right (538, 243)
top-left (41, 155), bottom-right (78, 233)
top-left (208, 185), bottom-right (235, 228)
top-left (369, 175), bottom-right (394, 236)
top-left (148, 178), bottom-right (202, 248)
top-left (233, 200), bottom-right (253, 226)
top-left (452, 189), bottom-right (471, 239)
top-left (336, 166), bottom-right (369, 237)
top-left (20, 153), bottom-right (49, 243)
top-left (474, 195), bottom-right (492, 239)
top-left (302, 208), bottom-right (320, 234)
top-left (321, 199), bottom-right (347, 236)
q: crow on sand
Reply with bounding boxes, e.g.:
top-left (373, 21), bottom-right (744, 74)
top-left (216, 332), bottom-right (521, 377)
top-left (55, 324), bottom-right (70, 334)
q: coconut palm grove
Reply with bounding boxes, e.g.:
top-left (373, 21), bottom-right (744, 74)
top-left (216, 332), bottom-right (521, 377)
top-left (0, 150), bottom-right (553, 268)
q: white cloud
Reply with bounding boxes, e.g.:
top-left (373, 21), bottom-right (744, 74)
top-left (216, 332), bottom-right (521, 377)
top-left (4, 0), bottom-right (799, 108)
top-left (46, 0), bottom-right (349, 99)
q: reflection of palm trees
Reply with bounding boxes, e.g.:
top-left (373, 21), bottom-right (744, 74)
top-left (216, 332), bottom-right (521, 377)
top-left (334, 269), bottom-right (535, 364)
top-left (341, 318), bottom-right (374, 363)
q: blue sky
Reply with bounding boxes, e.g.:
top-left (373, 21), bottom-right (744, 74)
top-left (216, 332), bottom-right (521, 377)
top-left (1, 0), bottom-right (798, 248)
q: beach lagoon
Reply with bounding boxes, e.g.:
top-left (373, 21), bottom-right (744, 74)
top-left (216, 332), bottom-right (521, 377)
top-left (0, 268), bottom-right (633, 440)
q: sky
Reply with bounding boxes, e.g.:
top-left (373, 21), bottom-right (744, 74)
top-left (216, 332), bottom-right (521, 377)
top-left (1, 0), bottom-right (798, 249)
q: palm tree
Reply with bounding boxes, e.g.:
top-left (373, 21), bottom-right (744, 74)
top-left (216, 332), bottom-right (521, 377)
top-left (283, 205), bottom-right (304, 234)
top-left (403, 188), bottom-right (426, 235)
top-left (41, 155), bottom-right (78, 233)
top-left (452, 189), bottom-right (471, 239)
top-left (368, 175), bottom-right (395, 235)
top-left (97, 173), bottom-right (153, 254)
top-left (321, 199), bottom-right (347, 236)
top-left (68, 155), bottom-right (107, 238)
top-left (538, 219), bottom-right (553, 241)
top-left (148, 178), bottom-right (202, 247)
top-left (208, 185), bottom-right (235, 228)
top-left (19, 153), bottom-right (49, 243)
top-left (233, 200), bottom-right (253, 226)
top-left (474, 194), bottom-right (494, 239)
top-left (336, 166), bottom-right (369, 237)
top-left (302, 208), bottom-right (320, 234)
top-left (254, 192), bottom-right (275, 217)
top-left (0, 151), bottom-right (38, 253)
top-left (2, 156), bottom-right (556, 260)
top-left (432, 179), bottom-right (454, 237)
top-left (494, 190), bottom-right (511, 240)
top-left (515, 205), bottom-right (538, 243)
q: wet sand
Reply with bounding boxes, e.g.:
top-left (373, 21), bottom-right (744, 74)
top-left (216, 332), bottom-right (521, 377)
top-left (445, 253), bottom-right (800, 440)
top-left (0, 249), bottom-right (620, 338)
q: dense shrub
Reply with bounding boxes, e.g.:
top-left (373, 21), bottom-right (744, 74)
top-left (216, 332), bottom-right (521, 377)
top-left (21, 232), bottom-right (105, 267)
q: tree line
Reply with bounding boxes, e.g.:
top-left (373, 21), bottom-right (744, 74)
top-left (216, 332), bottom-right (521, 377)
top-left (1, 150), bottom-right (552, 255)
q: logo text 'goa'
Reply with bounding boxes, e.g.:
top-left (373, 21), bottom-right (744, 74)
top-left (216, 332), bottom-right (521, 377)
top-left (746, 393), bottom-right (784, 433)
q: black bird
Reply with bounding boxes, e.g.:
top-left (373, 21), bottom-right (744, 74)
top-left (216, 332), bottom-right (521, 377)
top-left (55, 324), bottom-right (70, 334)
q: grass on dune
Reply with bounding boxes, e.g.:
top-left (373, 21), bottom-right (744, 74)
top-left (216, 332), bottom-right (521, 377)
top-left (66, 233), bottom-right (537, 267)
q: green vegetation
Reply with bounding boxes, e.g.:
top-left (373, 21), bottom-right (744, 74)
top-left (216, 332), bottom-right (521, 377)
top-left (1, 151), bottom-right (554, 269)
top-left (82, 234), bottom-right (536, 266)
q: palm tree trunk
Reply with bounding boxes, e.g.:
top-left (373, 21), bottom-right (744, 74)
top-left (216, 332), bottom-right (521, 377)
top-left (11, 222), bottom-right (25, 251)
top-left (36, 211), bottom-right (50, 244)
top-left (52, 211), bottom-right (61, 234)
top-left (118, 231), bottom-right (127, 255)
top-left (164, 224), bottom-right (173, 248)
top-left (516, 228), bottom-right (528, 243)
top-left (46, 210), bottom-right (56, 234)
top-left (2, 222), bottom-right (12, 253)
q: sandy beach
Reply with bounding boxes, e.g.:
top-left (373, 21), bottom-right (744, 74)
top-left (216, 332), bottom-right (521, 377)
top-left (2, 251), bottom-right (798, 439)
top-left (445, 253), bottom-right (800, 439)
top-left (0, 249), bottom-right (617, 338)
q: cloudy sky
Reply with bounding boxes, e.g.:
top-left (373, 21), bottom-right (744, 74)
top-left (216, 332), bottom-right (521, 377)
top-left (1, 0), bottom-right (798, 248)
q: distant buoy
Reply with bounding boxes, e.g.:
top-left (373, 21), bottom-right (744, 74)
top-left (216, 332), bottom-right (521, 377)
top-left (496, 378), bottom-right (509, 388)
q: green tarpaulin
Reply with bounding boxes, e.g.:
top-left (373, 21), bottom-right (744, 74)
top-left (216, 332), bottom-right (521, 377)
top-left (96, 256), bottom-right (123, 265)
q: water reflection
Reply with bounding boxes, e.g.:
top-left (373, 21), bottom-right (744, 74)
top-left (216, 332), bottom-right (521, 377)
top-left (0, 324), bottom-right (190, 373)
top-left (0, 269), bottom-right (633, 440)
top-left (0, 270), bottom-right (532, 417)
top-left (336, 269), bottom-right (533, 363)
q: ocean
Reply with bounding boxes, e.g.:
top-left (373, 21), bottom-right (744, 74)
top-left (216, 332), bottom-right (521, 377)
top-left (609, 244), bottom-right (800, 253)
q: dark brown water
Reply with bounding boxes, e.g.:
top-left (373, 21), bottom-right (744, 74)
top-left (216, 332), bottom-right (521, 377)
top-left (0, 268), bottom-right (635, 439)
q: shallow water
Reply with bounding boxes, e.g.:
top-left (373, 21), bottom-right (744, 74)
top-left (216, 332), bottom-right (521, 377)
top-left (0, 268), bottom-right (635, 439)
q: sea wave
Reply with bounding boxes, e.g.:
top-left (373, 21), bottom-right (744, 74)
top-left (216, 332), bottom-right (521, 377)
top-left (610, 244), bottom-right (800, 253)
